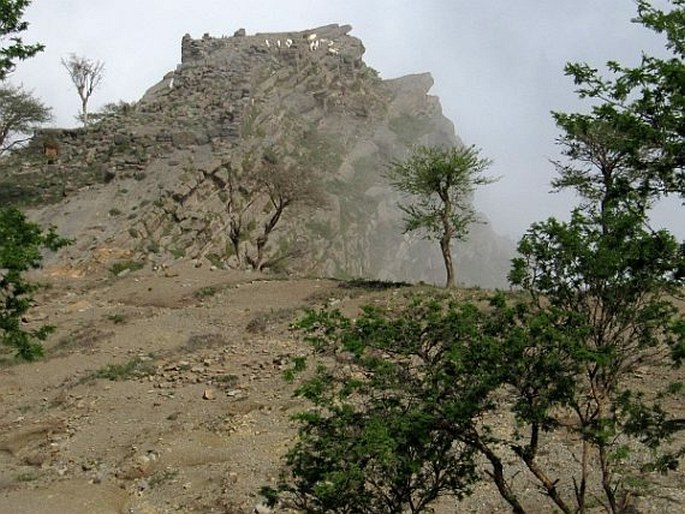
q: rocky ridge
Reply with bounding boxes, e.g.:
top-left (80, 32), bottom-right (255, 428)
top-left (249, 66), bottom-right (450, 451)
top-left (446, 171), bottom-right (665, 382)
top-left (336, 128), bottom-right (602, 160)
top-left (13, 24), bottom-right (513, 286)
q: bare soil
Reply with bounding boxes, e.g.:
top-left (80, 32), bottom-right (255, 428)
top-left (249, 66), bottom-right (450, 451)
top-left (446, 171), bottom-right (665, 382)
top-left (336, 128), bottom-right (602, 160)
top-left (0, 262), bottom-right (683, 513)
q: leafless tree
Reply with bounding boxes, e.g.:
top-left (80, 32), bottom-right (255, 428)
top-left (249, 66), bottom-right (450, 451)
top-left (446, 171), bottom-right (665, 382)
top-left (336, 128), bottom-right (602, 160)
top-left (61, 54), bottom-right (104, 126)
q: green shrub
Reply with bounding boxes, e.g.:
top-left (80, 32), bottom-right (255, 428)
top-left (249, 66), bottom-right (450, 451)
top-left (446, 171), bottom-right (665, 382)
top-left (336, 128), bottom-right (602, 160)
top-left (106, 313), bottom-right (127, 324)
top-left (0, 207), bottom-right (70, 360)
top-left (194, 286), bottom-right (218, 299)
top-left (109, 260), bottom-right (144, 276)
top-left (88, 356), bottom-right (156, 381)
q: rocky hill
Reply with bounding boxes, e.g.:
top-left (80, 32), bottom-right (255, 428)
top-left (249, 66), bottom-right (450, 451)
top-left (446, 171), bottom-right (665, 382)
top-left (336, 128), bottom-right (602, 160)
top-left (2, 24), bottom-right (514, 287)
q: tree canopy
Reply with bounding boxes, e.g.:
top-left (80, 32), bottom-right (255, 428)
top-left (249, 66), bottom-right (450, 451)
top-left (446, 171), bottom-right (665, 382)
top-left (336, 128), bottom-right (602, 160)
top-left (558, 0), bottom-right (685, 202)
top-left (0, 0), bottom-right (43, 79)
top-left (61, 53), bottom-right (105, 126)
top-left (0, 83), bottom-right (51, 153)
top-left (386, 145), bottom-right (496, 287)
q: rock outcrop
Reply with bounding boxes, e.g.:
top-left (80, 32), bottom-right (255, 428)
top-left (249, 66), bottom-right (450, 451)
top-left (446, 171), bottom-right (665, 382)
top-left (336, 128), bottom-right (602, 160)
top-left (15, 24), bottom-right (513, 287)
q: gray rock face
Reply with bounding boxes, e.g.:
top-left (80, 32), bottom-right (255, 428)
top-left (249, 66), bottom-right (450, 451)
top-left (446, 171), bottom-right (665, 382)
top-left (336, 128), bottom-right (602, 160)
top-left (27, 24), bottom-right (513, 287)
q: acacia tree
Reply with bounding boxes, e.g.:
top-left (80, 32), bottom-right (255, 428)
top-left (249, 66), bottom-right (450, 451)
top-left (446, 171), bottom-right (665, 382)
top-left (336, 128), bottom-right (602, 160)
top-left (503, 3), bottom-right (685, 509)
top-left (386, 145), bottom-right (496, 288)
top-left (0, 0), bottom-right (43, 79)
top-left (215, 148), bottom-right (325, 271)
top-left (61, 54), bottom-right (104, 126)
top-left (218, 158), bottom-right (258, 268)
top-left (246, 148), bottom-right (325, 271)
top-left (0, 83), bottom-right (51, 153)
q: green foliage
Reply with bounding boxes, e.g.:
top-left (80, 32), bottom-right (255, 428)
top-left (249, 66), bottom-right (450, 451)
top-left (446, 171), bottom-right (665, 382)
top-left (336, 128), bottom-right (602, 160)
top-left (0, 83), bottom-right (52, 153)
top-left (170, 247), bottom-right (186, 259)
top-left (270, 3), bottom-right (685, 513)
top-left (387, 145), bottom-right (494, 239)
top-left (109, 260), bottom-right (144, 276)
top-left (509, 209), bottom-right (684, 511)
top-left (106, 313), bottom-right (127, 324)
top-left (559, 0), bottom-right (685, 201)
top-left (87, 356), bottom-right (156, 382)
top-left (274, 279), bottom-right (684, 512)
top-left (194, 286), bottom-right (218, 299)
top-left (504, 1), bottom-right (685, 510)
top-left (269, 293), bottom-right (523, 512)
top-left (14, 471), bottom-right (39, 482)
top-left (0, 207), bottom-right (69, 360)
top-left (386, 145), bottom-right (496, 287)
top-left (0, 0), bottom-right (44, 80)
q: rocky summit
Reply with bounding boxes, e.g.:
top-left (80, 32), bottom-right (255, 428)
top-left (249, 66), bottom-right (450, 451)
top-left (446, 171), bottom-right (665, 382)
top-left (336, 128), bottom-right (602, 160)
top-left (6, 24), bottom-right (513, 286)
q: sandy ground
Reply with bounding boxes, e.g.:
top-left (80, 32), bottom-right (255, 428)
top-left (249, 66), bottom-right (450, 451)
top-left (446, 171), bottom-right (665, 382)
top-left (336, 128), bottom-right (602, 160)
top-left (0, 262), bottom-right (683, 513)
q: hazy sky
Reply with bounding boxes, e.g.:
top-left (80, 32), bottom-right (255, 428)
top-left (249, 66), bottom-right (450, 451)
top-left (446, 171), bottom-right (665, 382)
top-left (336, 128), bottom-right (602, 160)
top-left (9, 1), bottom-right (682, 238)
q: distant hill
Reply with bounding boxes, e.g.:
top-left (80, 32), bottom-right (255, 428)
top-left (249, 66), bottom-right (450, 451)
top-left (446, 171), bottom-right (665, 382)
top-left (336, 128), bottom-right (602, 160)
top-left (1, 24), bottom-right (514, 287)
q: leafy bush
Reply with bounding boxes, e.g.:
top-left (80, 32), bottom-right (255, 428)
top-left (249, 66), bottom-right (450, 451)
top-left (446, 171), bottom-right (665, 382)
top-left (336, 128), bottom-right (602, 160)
top-left (0, 207), bottom-right (69, 360)
top-left (270, 283), bottom-right (684, 512)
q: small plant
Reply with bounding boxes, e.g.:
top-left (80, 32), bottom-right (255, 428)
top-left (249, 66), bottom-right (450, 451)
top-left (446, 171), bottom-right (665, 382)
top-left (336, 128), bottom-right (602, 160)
top-left (149, 468), bottom-right (178, 488)
top-left (182, 333), bottom-right (226, 352)
top-left (146, 241), bottom-right (160, 254)
top-left (194, 286), bottom-right (218, 299)
top-left (245, 307), bottom-right (298, 334)
top-left (87, 356), bottom-right (156, 382)
top-left (106, 313), bottom-right (127, 324)
top-left (214, 373), bottom-right (239, 388)
top-left (109, 260), bottom-right (144, 276)
top-left (15, 471), bottom-right (39, 482)
top-left (108, 208), bottom-right (122, 216)
top-left (170, 247), bottom-right (185, 259)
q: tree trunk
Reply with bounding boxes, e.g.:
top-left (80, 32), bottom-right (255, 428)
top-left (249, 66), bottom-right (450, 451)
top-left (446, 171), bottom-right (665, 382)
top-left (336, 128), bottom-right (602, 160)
top-left (473, 437), bottom-right (526, 514)
top-left (440, 235), bottom-right (456, 288)
top-left (439, 189), bottom-right (456, 288)
top-left (251, 198), bottom-right (287, 271)
top-left (81, 98), bottom-right (89, 126)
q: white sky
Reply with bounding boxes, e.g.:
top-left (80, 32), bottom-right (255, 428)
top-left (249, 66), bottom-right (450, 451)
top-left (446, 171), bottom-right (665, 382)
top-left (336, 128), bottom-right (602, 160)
top-left (8, 0), bottom-right (683, 238)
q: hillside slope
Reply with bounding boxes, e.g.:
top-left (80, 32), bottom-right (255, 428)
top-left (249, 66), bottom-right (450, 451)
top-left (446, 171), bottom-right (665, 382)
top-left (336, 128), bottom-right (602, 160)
top-left (1, 266), bottom-right (683, 513)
